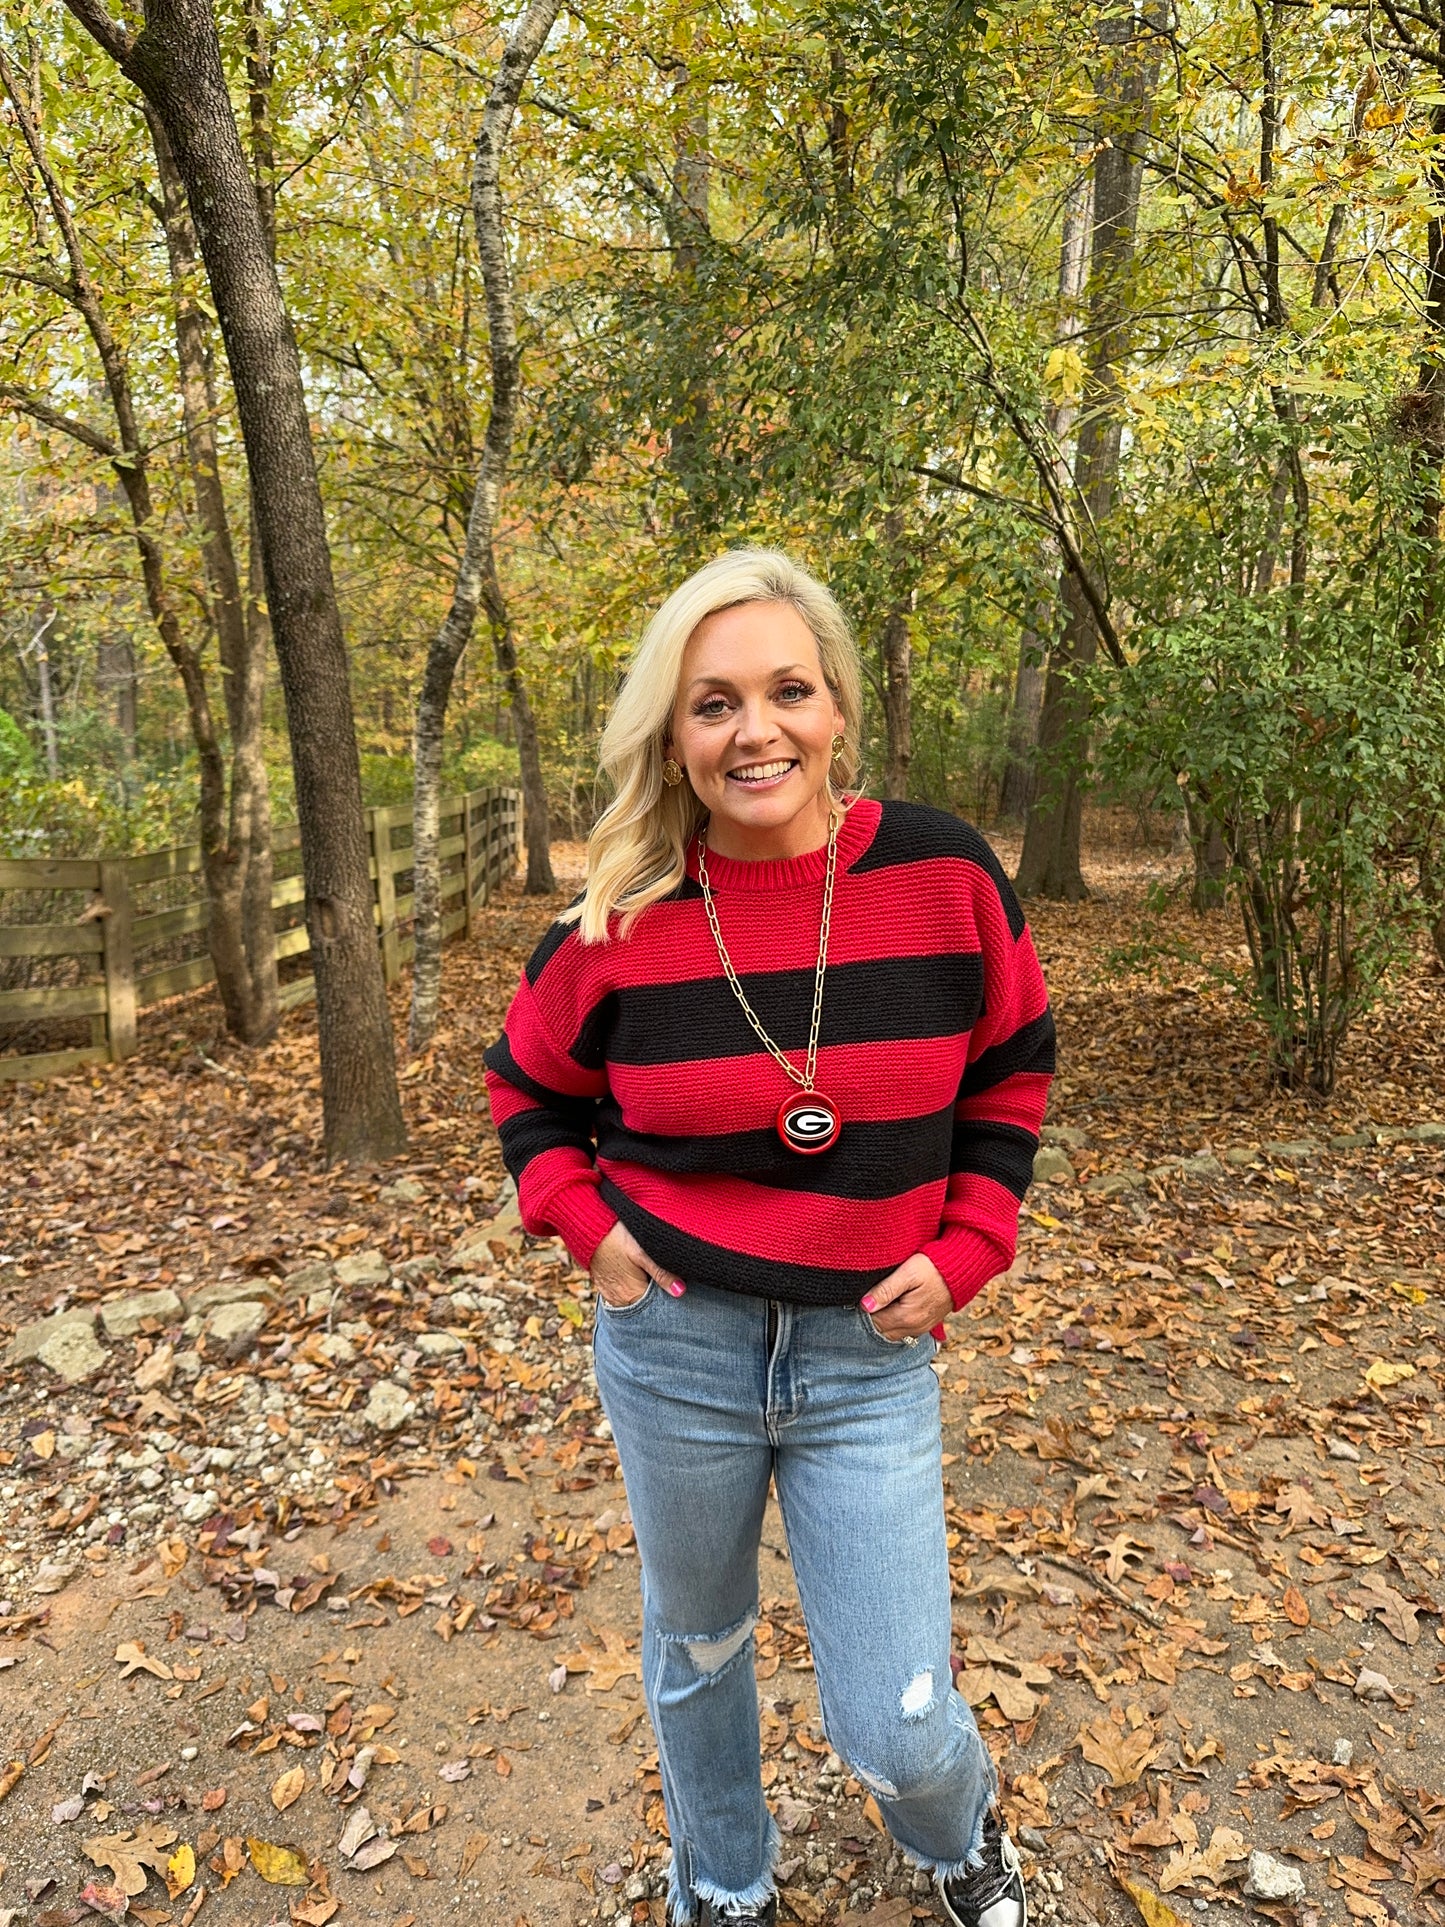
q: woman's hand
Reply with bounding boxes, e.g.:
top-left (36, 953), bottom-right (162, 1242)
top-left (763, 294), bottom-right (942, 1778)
top-left (861, 1253), bottom-right (952, 1340)
top-left (590, 1222), bottom-right (685, 1309)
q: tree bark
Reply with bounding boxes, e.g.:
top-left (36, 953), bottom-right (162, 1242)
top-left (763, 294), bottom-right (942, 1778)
top-left (407, 0), bottom-right (561, 1055)
top-left (63, 0), bottom-right (407, 1164)
top-left (881, 600), bottom-right (912, 800)
top-left (1016, 20), bottom-right (1160, 900)
top-left (148, 108), bottom-right (278, 1045)
top-left (1000, 151), bottom-right (1091, 822)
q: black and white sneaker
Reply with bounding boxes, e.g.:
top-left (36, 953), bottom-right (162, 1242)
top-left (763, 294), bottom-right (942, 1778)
top-left (936, 1807), bottom-right (1028, 1927)
top-left (698, 1899), bottom-right (777, 1927)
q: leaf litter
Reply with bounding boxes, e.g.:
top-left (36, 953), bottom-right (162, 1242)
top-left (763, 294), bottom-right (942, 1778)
top-left (0, 832), bottom-right (1442, 1922)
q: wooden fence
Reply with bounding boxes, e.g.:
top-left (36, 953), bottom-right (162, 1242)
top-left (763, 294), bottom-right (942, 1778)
top-left (0, 786), bottom-right (521, 1085)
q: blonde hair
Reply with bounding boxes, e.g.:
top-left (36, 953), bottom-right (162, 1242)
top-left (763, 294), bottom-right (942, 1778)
top-left (569, 548), bottom-right (864, 942)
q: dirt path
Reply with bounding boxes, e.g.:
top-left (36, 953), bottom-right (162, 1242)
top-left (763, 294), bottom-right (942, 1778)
top-left (2, 832), bottom-right (1443, 1927)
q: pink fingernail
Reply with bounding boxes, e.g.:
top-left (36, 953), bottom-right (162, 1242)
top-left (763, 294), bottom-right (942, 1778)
top-left (861, 1294), bottom-right (877, 1312)
top-left (668, 1281), bottom-right (685, 1297)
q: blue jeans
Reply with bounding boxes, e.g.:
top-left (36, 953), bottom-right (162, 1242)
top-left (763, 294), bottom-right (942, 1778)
top-left (592, 1279), bottom-right (998, 1922)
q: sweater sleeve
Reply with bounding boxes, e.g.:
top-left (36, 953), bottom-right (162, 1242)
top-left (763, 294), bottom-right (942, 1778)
top-left (482, 923), bottom-right (619, 1271)
top-left (921, 858), bottom-right (1055, 1314)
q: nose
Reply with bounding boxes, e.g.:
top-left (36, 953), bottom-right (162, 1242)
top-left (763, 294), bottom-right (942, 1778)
top-left (733, 694), bottom-right (775, 747)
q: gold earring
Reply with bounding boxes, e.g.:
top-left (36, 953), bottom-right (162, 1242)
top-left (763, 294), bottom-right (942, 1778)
top-left (661, 758), bottom-right (684, 787)
top-left (830, 734), bottom-right (845, 760)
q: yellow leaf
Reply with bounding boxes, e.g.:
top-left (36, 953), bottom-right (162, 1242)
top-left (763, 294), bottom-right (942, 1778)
top-left (1119, 1875), bottom-right (1192, 1927)
top-left (165, 1843), bottom-right (196, 1898)
top-left (861, 1793), bottom-right (885, 1832)
top-left (558, 1298), bottom-right (585, 1327)
top-left (246, 1838), bottom-right (309, 1885)
top-left (1364, 1359), bottom-right (1416, 1390)
top-left (270, 1765), bottom-right (306, 1812)
top-left (158, 1538), bottom-right (189, 1578)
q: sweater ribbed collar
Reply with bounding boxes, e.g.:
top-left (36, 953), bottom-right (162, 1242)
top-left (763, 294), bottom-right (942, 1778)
top-left (686, 795), bottom-right (881, 892)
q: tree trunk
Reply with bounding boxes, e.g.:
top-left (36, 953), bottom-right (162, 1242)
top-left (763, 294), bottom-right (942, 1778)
top-left (1000, 154), bottom-right (1091, 822)
top-left (998, 624), bottom-right (1045, 820)
top-left (407, 0), bottom-right (561, 1055)
top-left (1184, 791), bottom-right (1229, 911)
top-left (97, 635), bottom-right (138, 760)
top-left (881, 599), bottom-right (912, 801)
top-left (64, 0), bottom-right (407, 1164)
top-left (664, 58), bottom-right (711, 493)
top-left (148, 106), bottom-right (278, 1046)
top-left (33, 611), bottom-right (59, 778)
top-left (1016, 21), bottom-right (1160, 901)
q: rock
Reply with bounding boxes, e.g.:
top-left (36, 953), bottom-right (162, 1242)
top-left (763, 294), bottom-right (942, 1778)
top-left (1085, 1169), bottom-right (1144, 1198)
top-left (1331, 1737), bottom-right (1354, 1766)
top-left (1409, 1120), bottom-right (1445, 1143)
top-left (1327, 1434), bottom-right (1361, 1461)
top-left (1261, 1139), bottom-right (1321, 1160)
top-left (1353, 1667), bottom-right (1395, 1701)
top-left (334, 1249), bottom-right (391, 1288)
top-left (99, 1290), bottom-right (183, 1340)
top-left (1032, 1145), bottom-right (1076, 1185)
top-left (316, 1332), bottom-right (356, 1366)
top-left (37, 1320), bottom-right (108, 1384)
top-left (449, 1202), bottom-right (524, 1268)
top-left (1242, 1851), bottom-right (1305, 1904)
top-left (173, 1349), bottom-right (202, 1383)
top-left (6, 1307), bottom-right (96, 1368)
top-left (1328, 1131), bottom-right (1373, 1150)
top-left (283, 1261), bottom-right (334, 1298)
top-left (379, 1178), bottom-right (426, 1203)
top-left (1224, 1145), bottom-right (1259, 1165)
top-left (32, 1557), bottom-right (77, 1595)
top-left (204, 1300), bottom-right (267, 1361)
top-left (415, 1331), bottom-right (465, 1358)
top-left (1019, 1826), bottom-right (1049, 1853)
top-left (363, 1380), bottom-right (414, 1432)
top-left (179, 1489), bottom-right (218, 1524)
top-left (1177, 1152), bottom-right (1224, 1179)
top-left (1039, 1124), bottom-right (1088, 1150)
top-left (186, 1276), bottom-right (278, 1313)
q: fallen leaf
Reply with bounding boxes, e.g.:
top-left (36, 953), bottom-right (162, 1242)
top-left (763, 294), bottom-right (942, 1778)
top-left (458, 1833), bottom-right (489, 1877)
top-left (271, 1767), bottom-right (305, 1813)
top-left (1077, 1715), bottom-right (1162, 1788)
top-left (114, 1643), bottom-right (172, 1682)
top-left (1282, 1585), bottom-right (1311, 1628)
top-left (83, 1825), bottom-right (178, 1897)
top-left (1364, 1359), bottom-right (1416, 1390)
top-left (1118, 1875), bottom-right (1191, 1927)
top-left (164, 1846), bottom-right (195, 1899)
top-left (289, 1896), bottom-right (338, 1925)
top-left (78, 1882), bottom-right (130, 1922)
top-left (247, 1839), bottom-right (309, 1886)
top-left (555, 1627), bottom-right (642, 1694)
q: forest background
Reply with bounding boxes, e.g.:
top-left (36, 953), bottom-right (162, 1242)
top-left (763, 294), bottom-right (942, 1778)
top-left (3, 0), bottom-right (1445, 1148)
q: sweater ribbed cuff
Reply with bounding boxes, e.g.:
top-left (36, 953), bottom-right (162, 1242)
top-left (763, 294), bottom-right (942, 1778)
top-left (921, 1224), bottom-right (1013, 1315)
top-left (531, 1176), bottom-right (619, 1273)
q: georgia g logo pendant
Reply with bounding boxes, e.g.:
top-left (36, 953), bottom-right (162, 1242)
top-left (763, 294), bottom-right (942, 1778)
top-left (776, 1090), bottom-right (842, 1155)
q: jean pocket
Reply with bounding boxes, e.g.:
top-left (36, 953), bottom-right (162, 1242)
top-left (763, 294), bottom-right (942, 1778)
top-left (859, 1307), bottom-right (919, 1349)
top-left (597, 1277), bottom-right (658, 1319)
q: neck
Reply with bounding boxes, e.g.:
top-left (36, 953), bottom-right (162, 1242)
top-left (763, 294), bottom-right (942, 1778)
top-left (703, 790), bottom-right (835, 863)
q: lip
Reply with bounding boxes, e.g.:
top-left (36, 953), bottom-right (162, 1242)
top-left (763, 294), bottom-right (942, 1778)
top-left (724, 759), bottom-right (798, 791)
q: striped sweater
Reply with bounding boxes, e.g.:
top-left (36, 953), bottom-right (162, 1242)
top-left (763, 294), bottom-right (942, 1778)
top-left (483, 798), bottom-right (1055, 1312)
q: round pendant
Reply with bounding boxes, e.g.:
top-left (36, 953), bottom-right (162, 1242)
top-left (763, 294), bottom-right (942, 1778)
top-left (777, 1090), bottom-right (842, 1155)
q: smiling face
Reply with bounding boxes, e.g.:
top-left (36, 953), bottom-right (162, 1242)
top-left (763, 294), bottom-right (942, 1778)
top-left (667, 599), bottom-right (846, 862)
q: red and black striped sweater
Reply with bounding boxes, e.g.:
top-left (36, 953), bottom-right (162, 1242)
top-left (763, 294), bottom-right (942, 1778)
top-left (483, 798), bottom-right (1055, 1312)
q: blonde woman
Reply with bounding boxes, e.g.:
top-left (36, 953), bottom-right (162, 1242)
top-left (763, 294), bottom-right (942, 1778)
top-left (485, 550), bottom-right (1053, 1927)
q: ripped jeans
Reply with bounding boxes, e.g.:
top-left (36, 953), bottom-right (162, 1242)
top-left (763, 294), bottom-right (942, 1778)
top-left (592, 1278), bottom-right (997, 1923)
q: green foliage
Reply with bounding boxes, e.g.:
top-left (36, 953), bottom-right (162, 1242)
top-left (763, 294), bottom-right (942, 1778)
top-left (0, 708), bottom-right (35, 778)
top-left (1097, 599), bottom-right (1445, 1093)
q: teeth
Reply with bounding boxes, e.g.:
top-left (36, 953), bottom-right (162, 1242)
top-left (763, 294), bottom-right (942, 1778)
top-left (730, 761), bottom-right (794, 782)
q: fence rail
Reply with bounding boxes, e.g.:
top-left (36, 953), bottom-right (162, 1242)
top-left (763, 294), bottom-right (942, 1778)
top-left (0, 785), bottom-right (521, 1084)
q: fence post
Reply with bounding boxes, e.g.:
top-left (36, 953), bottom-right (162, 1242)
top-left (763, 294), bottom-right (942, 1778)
top-left (462, 791), bottom-right (477, 937)
top-left (98, 857), bottom-right (137, 1061)
top-left (371, 806), bottom-right (399, 986)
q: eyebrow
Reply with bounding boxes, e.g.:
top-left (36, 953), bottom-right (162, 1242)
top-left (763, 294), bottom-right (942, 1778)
top-left (685, 663), bottom-right (813, 691)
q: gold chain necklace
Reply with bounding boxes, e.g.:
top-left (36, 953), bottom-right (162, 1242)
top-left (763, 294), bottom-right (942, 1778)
top-left (696, 809), bottom-right (843, 1154)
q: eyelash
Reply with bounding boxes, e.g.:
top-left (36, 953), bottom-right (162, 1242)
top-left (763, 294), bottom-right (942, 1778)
top-left (693, 680), bottom-right (815, 718)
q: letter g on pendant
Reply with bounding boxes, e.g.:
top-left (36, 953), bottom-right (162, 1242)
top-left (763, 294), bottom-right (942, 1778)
top-left (776, 1091), bottom-right (842, 1155)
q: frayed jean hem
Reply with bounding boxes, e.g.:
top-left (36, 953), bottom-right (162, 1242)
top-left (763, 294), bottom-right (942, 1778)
top-left (668, 1814), bottom-right (781, 1922)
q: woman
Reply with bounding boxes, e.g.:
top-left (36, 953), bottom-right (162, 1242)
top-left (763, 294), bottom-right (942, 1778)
top-left (485, 550), bottom-right (1054, 1927)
